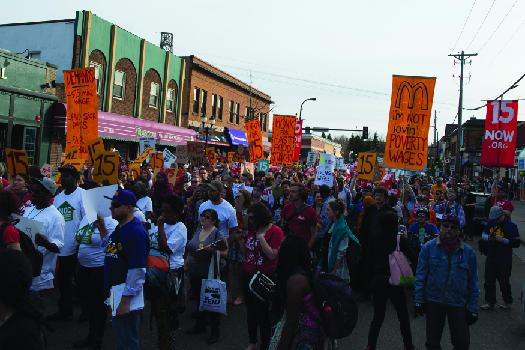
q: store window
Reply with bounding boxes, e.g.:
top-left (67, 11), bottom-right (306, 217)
top-left (89, 62), bottom-right (104, 95)
top-left (166, 89), bottom-right (175, 111)
top-left (113, 71), bottom-right (126, 99)
top-left (150, 83), bottom-right (159, 108)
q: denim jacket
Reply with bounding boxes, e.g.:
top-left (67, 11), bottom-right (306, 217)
top-left (414, 236), bottom-right (480, 313)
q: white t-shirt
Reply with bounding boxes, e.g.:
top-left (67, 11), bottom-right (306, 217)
top-left (53, 187), bottom-right (86, 256)
top-left (136, 197), bottom-right (153, 214)
top-left (165, 222), bottom-right (187, 270)
top-left (134, 208), bottom-right (146, 222)
top-left (198, 200), bottom-right (238, 238)
top-left (76, 216), bottom-right (118, 268)
top-left (23, 205), bottom-right (65, 291)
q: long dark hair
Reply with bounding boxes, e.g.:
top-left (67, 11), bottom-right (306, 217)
top-left (247, 202), bottom-right (273, 231)
top-left (272, 235), bottom-right (312, 320)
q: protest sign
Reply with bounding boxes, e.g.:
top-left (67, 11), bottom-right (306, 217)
top-left (245, 120), bottom-right (264, 162)
top-left (384, 75), bottom-right (436, 170)
top-left (206, 147), bottom-right (217, 165)
top-left (187, 141), bottom-right (205, 157)
top-left (14, 216), bottom-right (43, 246)
top-left (257, 159), bottom-right (270, 173)
top-left (64, 68), bottom-right (98, 159)
top-left (335, 157), bottom-right (345, 170)
top-left (480, 100), bottom-right (518, 167)
top-left (150, 152), bottom-right (164, 169)
top-left (293, 120), bottom-right (303, 161)
top-left (139, 137), bottom-right (155, 155)
top-left (373, 160), bottom-right (383, 183)
top-left (356, 152), bottom-right (377, 181)
top-left (118, 155), bottom-right (128, 173)
top-left (129, 164), bottom-right (140, 180)
top-left (175, 145), bottom-right (188, 163)
top-left (41, 164), bottom-right (52, 178)
top-left (82, 185), bottom-right (119, 223)
top-left (270, 115), bottom-right (296, 166)
top-left (86, 137), bottom-right (105, 164)
top-left (244, 162), bottom-right (254, 176)
top-left (93, 151), bottom-right (119, 184)
top-left (314, 153), bottom-right (335, 186)
top-left (5, 149), bottom-right (29, 178)
top-left (232, 162), bottom-right (241, 177)
top-left (228, 152), bottom-right (234, 166)
top-left (306, 152), bottom-right (317, 166)
top-left (305, 168), bottom-right (315, 177)
top-left (173, 168), bottom-right (186, 194)
top-left (65, 147), bottom-right (80, 160)
top-left (357, 178), bottom-right (373, 190)
top-left (131, 147), bottom-right (155, 168)
top-left (163, 148), bottom-right (177, 168)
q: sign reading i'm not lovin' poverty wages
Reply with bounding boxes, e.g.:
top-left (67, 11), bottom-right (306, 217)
top-left (384, 75), bottom-right (436, 171)
top-left (480, 100), bottom-right (519, 167)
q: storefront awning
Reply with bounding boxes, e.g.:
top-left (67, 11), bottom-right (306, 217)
top-left (224, 127), bottom-right (248, 146)
top-left (53, 104), bottom-right (196, 146)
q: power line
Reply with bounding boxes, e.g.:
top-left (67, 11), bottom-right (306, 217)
top-left (466, 0), bottom-right (497, 50)
top-left (465, 72), bottom-right (525, 110)
top-left (477, 0), bottom-right (518, 52)
top-left (451, 0), bottom-right (477, 53)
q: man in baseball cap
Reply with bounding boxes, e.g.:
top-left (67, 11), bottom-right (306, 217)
top-left (104, 189), bottom-right (137, 207)
top-left (251, 181), bottom-right (272, 215)
top-left (32, 177), bottom-right (58, 196)
top-left (58, 164), bottom-right (80, 180)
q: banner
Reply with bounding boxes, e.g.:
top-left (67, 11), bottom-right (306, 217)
top-left (384, 75), bottom-right (436, 170)
top-left (356, 152), bottom-right (377, 181)
top-left (231, 162), bottom-right (241, 177)
top-left (480, 100), bottom-right (518, 167)
top-left (293, 120), bottom-right (303, 161)
top-left (270, 115), bottom-right (296, 166)
top-left (64, 68), bottom-right (98, 158)
top-left (314, 153), bottom-right (335, 186)
top-left (245, 120), bottom-right (264, 162)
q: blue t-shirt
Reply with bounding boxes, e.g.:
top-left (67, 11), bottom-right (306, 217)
top-left (408, 222), bottom-right (439, 249)
top-left (483, 220), bottom-right (520, 262)
top-left (103, 217), bottom-right (150, 297)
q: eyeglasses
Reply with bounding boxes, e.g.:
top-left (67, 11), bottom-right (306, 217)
top-left (119, 174), bottom-right (127, 177)
top-left (200, 215), bottom-right (211, 220)
top-left (417, 214), bottom-right (427, 218)
top-left (441, 223), bottom-right (458, 230)
top-left (111, 201), bottom-right (123, 209)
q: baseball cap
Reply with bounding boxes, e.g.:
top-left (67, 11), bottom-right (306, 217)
top-left (208, 180), bottom-right (224, 191)
top-left (32, 177), bottom-right (57, 195)
top-left (58, 164), bottom-right (80, 179)
top-left (489, 206), bottom-right (504, 220)
top-left (104, 189), bottom-right (137, 207)
top-left (442, 214), bottom-right (460, 226)
top-left (252, 181), bottom-right (265, 191)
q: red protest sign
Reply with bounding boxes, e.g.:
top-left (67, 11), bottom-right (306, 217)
top-left (480, 100), bottom-right (518, 167)
top-left (293, 120), bottom-right (303, 161)
top-left (231, 162), bottom-right (241, 177)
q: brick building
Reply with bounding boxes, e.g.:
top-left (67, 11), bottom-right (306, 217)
top-left (0, 11), bottom-right (195, 168)
top-left (181, 56), bottom-right (272, 157)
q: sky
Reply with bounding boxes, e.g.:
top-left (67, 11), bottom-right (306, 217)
top-left (2, 0), bottom-right (524, 144)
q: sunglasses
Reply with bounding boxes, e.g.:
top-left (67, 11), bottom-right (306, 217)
top-left (119, 174), bottom-right (127, 177)
top-left (441, 223), bottom-right (458, 230)
top-left (111, 201), bottom-right (124, 209)
top-left (417, 214), bottom-right (427, 218)
top-left (191, 180), bottom-right (199, 184)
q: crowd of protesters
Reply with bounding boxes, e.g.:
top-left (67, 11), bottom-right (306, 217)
top-left (0, 158), bottom-right (520, 350)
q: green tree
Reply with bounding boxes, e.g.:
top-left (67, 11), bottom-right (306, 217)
top-left (347, 134), bottom-right (367, 162)
top-left (321, 132), bottom-right (326, 138)
top-left (327, 133), bottom-right (332, 140)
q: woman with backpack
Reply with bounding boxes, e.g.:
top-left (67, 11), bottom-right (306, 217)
top-left (239, 202), bottom-right (284, 350)
top-left (318, 199), bottom-right (359, 283)
top-left (365, 210), bottom-right (418, 350)
top-left (185, 208), bottom-right (228, 345)
top-left (270, 234), bottom-right (330, 350)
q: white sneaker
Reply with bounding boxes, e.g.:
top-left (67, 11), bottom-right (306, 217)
top-left (480, 303), bottom-right (494, 310)
top-left (500, 302), bottom-right (512, 310)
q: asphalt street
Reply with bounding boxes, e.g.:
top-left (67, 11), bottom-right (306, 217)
top-left (42, 207), bottom-right (525, 350)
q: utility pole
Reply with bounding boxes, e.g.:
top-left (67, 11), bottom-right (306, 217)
top-left (449, 50), bottom-right (477, 177)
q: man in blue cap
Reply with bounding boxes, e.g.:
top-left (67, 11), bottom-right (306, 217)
top-left (94, 189), bottom-right (149, 350)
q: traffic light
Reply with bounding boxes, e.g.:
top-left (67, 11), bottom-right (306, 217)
top-left (362, 126), bottom-right (368, 140)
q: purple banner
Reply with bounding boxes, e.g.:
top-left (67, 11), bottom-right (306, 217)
top-left (54, 104), bottom-right (196, 145)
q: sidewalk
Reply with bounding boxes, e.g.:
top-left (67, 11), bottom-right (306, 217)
top-left (508, 199), bottom-right (525, 262)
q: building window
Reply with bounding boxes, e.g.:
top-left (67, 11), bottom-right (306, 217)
top-left (201, 90), bottom-right (207, 116)
top-left (235, 103), bottom-right (240, 124)
top-left (28, 51), bottom-right (41, 60)
top-left (229, 100), bottom-right (234, 123)
top-left (89, 62), bottom-right (104, 95)
top-left (23, 127), bottom-right (37, 165)
top-left (259, 112), bottom-right (263, 130)
top-left (218, 96), bottom-right (223, 120)
top-left (113, 71), bottom-right (126, 99)
top-left (245, 107), bottom-right (249, 121)
top-left (193, 87), bottom-right (200, 114)
top-left (211, 94), bottom-right (217, 118)
top-left (166, 88), bottom-right (175, 112)
top-left (262, 113), bottom-right (267, 132)
top-left (149, 83), bottom-right (159, 108)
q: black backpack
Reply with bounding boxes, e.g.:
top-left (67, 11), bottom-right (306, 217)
top-left (0, 223), bottom-right (44, 277)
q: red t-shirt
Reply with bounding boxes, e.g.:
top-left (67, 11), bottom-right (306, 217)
top-left (243, 225), bottom-right (284, 274)
top-left (2, 225), bottom-right (20, 245)
top-left (1, 178), bottom-right (10, 188)
top-left (491, 196), bottom-right (514, 219)
top-left (281, 203), bottom-right (317, 244)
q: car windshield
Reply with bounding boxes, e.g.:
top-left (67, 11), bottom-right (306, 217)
top-left (475, 195), bottom-right (488, 206)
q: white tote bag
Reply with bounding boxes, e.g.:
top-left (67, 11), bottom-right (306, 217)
top-left (199, 253), bottom-right (227, 315)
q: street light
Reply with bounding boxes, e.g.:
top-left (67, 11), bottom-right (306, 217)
top-left (200, 114), bottom-right (216, 150)
top-left (299, 98), bottom-right (316, 120)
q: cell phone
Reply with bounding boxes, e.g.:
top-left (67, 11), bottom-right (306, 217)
top-left (398, 225), bottom-right (405, 235)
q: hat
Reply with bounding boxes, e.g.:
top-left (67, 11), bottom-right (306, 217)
top-left (416, 207), bottom-right (430, 219)
top-left (58, 164), bottom-right (80, 179)
top-left (442, 214), bottom-right (460, 226)
top-left (32, 177), bottom-right (57, 195)
top-left (489, 206), bottom-right (504, 220)
top-left (252, 181), bottom-right (265, 191)
top-left (104, 189), bottom-right (137, 207)
top-left (208, 180), bottom-right (224, 191)
top-left (363, 186), bottom-right (373, 192)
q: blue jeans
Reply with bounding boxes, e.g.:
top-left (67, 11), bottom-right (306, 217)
top-left (112, 310), bottom-right (141, 350)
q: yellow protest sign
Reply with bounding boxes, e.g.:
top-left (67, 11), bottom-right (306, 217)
top-left (246, 120), bottom-right (264, 162)
top-left (356, 152), bottom-right (377, 181)
top-left (65, 147), bottom-right (80, 160)
top-left (86, 137), bottom-right (105, 164)
top-left (5, 149), bottom-right (29, 177)
top-left (131, 147), bottom-right (155, 168)
top-left (150, 152), bottom-right (164, 169)
top-left (384, 75), bottom-right (436, 170)
top-left (92, 151), bottom-right (119, 184)
top-left (55, 159), bottom-right (86, 185)
top-left (206, 147), bottom-right (217, 165)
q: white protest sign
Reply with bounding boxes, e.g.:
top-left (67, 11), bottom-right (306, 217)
top-left (306, 151), bottom-right (317, 165)
top-left (14, 216), bottom-right (44, 246)
top-left (335, 157), bottom-right (345, 169)
top-left (139, 137), bottom-right (155, 154)
top-left (41, 164), bottom-right (52, 178)
top-left (163, 148), bottom-right (177, 168)
top-left (82, 184), bottom-right (119, 223)
top-left (314, 153), bottom-right (335, 186)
